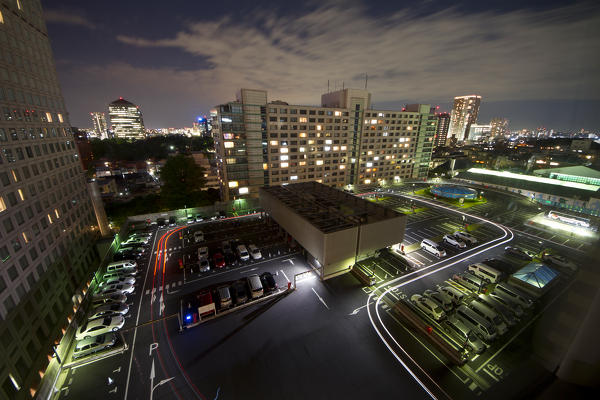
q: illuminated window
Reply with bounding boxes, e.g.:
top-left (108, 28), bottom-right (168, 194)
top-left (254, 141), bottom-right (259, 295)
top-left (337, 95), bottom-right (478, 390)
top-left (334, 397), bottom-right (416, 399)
top-left (263, 163), bottom-right (268, 170)
top-left (325, 139), bottom-right (332, 145)
top-left (47, 214), bottom-right (53, 224)
top-left (224, 141), bottom-right (234, 148)
top-left (54, 209), bottom-right (60, 218)
top-left (299, 117), bottom-right (307, 123)
top-left (316, 160), bottom-right (323, 166)
top-left (0, 10), bottom-right (4, 23)
top-left (290, 176), bottom-right (298, 180)
top-left (299, 161), bottom-right (306, 166)
top-left (281, 162), bottom-right (289, 168)
top-left (46, 112), bottom-right (53, 122)
top-left (11, 170), bottom-right (18, 182)
top-left (324, 146), bottom-right (331, 151)
top-left (316, 125), bottom-right (322, 131)
top-left (280, 148), bottom-right (288, 153)
top-left (239, 187), bottom-right (249, 195)
top-left (270, 141), bottom-right (278, 146)
top-left (299, 147), bottom-right (305, 152)
top-left (341, 146), bottom-right (347, 151)
top-left (339, 165), bottom-right (346, 170)
top-left (374, 157), bottom-right (379, 161)
top-left (17, 0), bottom-right (22, 10)
top-left (0, 196), bottom-right (6, 212)
top-left (223, 133), bottom-right (234, 139)
top-left (334, 111), bottom-right (341, 116)
top-left (367, 151), bottom-right (373, 155)
top-left (364, 179), bottom-right (371, 184)
top-left (299, 132), bottom-right (307, 138)
top-left (22, 232), bottom-right (29, 243)
top-left (228, 181), bottom-right (238, 188)
top-left (58, 114), bottom-right (64, 123)
top-left (370, 119), bottom-right (377, 124)
top-left (17, 189), bottom-right (25, 201)
top-left (280, 155), bottom-right (289, 161)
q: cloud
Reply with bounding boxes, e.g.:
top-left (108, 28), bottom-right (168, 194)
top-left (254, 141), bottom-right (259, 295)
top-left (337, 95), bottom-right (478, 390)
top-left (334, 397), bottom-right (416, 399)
top-left (45, 10), bottom-right (96, 29)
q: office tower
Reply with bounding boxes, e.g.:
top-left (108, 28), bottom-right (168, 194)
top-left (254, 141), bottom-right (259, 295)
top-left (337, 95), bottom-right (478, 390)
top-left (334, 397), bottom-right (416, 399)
top-left (214, 88), bottom-right (436, 200)
top-left (433, 112), bottom-right (451, 148)
top-left (90, 112), bottom-right (107, 139)
top-left (0, 3), bottom-right (102, 399)
top-left (490, 117), bottom-right (509, 138)
top-left (108, 97), bottom-right (145, 140)
top-left (448, 95), bottom-right (481, 142)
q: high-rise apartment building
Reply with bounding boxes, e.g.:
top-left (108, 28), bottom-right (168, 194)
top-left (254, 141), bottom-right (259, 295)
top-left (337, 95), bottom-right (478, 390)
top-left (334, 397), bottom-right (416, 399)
top-left (0, 2), bottom-right (101, 398)
top-left (433, 112), bottom-right (451, 148)
top-left (90, 111), bottom-right (107, 139)
top-left (214, 88), bottom-right (436, 200)
top-left (108, 97), bottom-right (145, 140)
top-left (448, 95), bottom-right (481, 142)
top-left (490, 117), bottom-right (509, 138)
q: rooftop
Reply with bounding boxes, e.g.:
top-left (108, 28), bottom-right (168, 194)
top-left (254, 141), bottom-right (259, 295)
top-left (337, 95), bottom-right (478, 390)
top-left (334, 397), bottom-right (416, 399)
top-left (260, 182), bottom-right (403, 233)
top-left (533, 165), bottom-right (600, 179)
top-left (512, 263), bottom-right (559, 290)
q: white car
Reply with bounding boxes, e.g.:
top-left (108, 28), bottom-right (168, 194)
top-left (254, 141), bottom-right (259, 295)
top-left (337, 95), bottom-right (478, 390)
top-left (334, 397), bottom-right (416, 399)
top-left (72, 334), bottom-right (116, 359)
top-left (423, 289), bottom-right (453, 312)
top-left (248, 244), bottom-right (262, 260)
top-left (443, 234), bottom-right (466, 249)
top-left (101, 276), bottom-right (136, 287)
top-left (89, 303), bottom-right (129, 320)
top-left (76, 316), bottom-right (125, 340)
top-left (542, 254), bottom-right (577, 271)
top-left (199, 257), bottom-right (210, 272)
top-left (100, 283), bottom-right (134, 295)
top-left (410, 294), bottom-right (446, 321)
top-left (453, 231), bottom-right (478, 245)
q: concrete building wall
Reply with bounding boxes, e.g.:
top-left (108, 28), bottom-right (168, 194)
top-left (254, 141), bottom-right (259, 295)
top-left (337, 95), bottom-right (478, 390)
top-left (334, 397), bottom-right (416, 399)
top-left (359, 215), bottom-right (406, 256)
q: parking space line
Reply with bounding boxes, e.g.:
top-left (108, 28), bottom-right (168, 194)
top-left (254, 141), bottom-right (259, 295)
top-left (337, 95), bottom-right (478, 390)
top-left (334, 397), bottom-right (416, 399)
top-left (482, 368), bottom-right (500, 382)
top-left (280, 269), bottom-right (290, 283)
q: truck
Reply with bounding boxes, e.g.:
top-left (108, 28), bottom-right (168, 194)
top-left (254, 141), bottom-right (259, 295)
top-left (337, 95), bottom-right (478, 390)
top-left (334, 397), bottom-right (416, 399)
top-left (196, 290), bottom-right (216, 320)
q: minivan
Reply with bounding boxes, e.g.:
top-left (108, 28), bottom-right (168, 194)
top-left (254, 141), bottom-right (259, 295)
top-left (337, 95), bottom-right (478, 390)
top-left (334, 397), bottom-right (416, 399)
top-left (421, 239), bottom-right (446, 257)
top-left (411, 294), bottom-right (445, 321)
top-left (439, 286), bottom-right (465, 305)
top-left (477, 294), bottom-right (518, 326)
top-left (468, 263), bottom-right (502, 283)
top-left (444, 316), bottom-right (486, 354)
top-left (237, 245), bottom-right (250, 261)
top-left (489, 291), bottom-right (525, 317)
top-left (455, 305), bottom-right (497, 342)
top-left (106, 260), bottom-right (137, 273)
top-left (494, 282), bottom-right (533, 309)
top-left (453, 272), bottom-right (484, 292)
top-left (217, 286), bottom-right (232, 309)
top-left (247, 274), bottom-right (264, 299)
top-left (469, 300), bottom-right (508, 335)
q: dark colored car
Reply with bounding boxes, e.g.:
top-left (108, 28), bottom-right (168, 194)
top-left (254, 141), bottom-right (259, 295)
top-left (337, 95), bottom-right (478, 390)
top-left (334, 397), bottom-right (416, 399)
top-left (223, 250), bottom-right (236, 265)
top-left (157, 217), bottom-right (166, 227)
top-left (504, 246), bottom-right (534, 260)
top-left (482, 258), bottom-right (514, 273)
top-left (231, 281), bottom-right (248, 305)
top-left (213, 253), bottom-right (225, 268)
top-left (168, 216), bottom-right (177, 226)
top-left (260, 272), bottom-right (277, 293)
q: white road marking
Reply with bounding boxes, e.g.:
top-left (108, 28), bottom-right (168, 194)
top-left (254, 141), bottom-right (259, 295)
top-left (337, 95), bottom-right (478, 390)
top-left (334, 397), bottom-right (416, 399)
top-left (311, 288), bottom-right (330, 310)
top-left (280, 269), bottom-right (290, 283)
top-left (482, 368), bottom-right (500, 382)
top-left (145, 289), bottom-right (150, 295)
top-left (240, 267), bottom-right (258, 274)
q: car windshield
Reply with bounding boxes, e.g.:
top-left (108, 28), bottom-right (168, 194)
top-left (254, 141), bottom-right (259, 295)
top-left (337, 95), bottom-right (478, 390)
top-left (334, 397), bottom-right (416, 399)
top-left (468, 332), bottom-right (478, 341)
top-left (434, 306), bottom-right (442, 313)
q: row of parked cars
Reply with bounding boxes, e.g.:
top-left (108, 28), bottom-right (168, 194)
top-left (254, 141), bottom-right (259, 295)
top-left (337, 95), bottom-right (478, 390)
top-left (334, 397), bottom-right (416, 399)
top-left (420, 230), bottom-right (478, 258)
top-left (193, 229), bottom-right (263, 273)
top-left (113, 231), bottom-right (153, 261)
top-left (72, 255), bottom-right (140, 359)
top-left (410, 259), bottom-right (535, 354)
top-left (183, 272), bottom-right (279, 324)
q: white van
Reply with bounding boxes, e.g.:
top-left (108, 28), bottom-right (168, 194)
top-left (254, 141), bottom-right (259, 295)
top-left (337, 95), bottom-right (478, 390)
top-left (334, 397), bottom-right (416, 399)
top-left (411, 294), bottom-right (445, 321)
top-left (456, 305), bottom-right (497, 342)
top-left (237, 245), bottom-right (250, 261)
top-left (494, 282), bottom-right (533, 309)
top-left (247, 274), bottom-right (263, 299)
top-left (421, 239), bottom-right (446, 257)
top-left (470, 300), bottom-right (508, 335)
top-left (440, 286), bottom-right (465, 305)
top-left (468, 263), bottom-right (502, 283)
top-left (106, 260), bottom-right (137, 273)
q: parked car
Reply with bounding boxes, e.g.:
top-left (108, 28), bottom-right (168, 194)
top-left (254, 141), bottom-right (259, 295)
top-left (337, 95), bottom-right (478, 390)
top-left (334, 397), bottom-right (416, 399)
top-left (194, 231), bottom-right (205, 243)
top-left (452, 272), bottom-right (484, 292)
top-left (186, 215), bottom-right (195, 224)
top-left (100, 283), bottom-right (134, 295)
top-left (223, 250), bottom-right (236, 265)
top-left (421, 239), bottom-right (446, 257)
top-left (237, 245), bottom-right (250, 261)
top-left (453, 231), bottom-right (478, 244)
top-left (195, 214), bottom-right (204, 222)
top-left (217, 286), bottom-right (232, 309)
top-left (106, 260), bottom-right (137, 273)
top-left (89, 303), bottom-right (129, 320)
top-left (198, 257), bottom-right (210, 272)
top-left (232, 281), bottom-right (248, 305)
top-left (410, 294), bottom-right (446, 321)
top-left (101, 276), bottom-right (136, 287)
top-left (443, 234), bottom-right (466, 249)
top-left (443, 316), bottom-right (486, 354)
top-left (542, 253), bottom-right (577, 271)
top-left (423, 289), bottom-right (452, 312)
top-left (72, 334), bottom-right (116, 359)
top-left (260, 272), bottom-right (278, 293)
top-left (489, 292), bottom-right (524, 317)
top-left (76, 316), bottom-right (124, 340)
top-left (504, 246), bottom-right (534, 260)
top-left (482, 258), bottom-right (514, 274)
top-left (91, 293), bottom-right (127, 307)
top-left (197, 246), bottom-right (209, 259)
top-left (157, 218), bottom-right (166, 227)
top-left (477, 294), bottom-right (518, 326)
top-left (168, 216), bottom-right (177, 226)
top-left (213, 253), bottom-right (225, 269)
top-left (248, 244), bottom-right (262, 260)
top-left (222, 240), bottom-right (232, 253)
top-left (247, 274), bottom-right (264, 299)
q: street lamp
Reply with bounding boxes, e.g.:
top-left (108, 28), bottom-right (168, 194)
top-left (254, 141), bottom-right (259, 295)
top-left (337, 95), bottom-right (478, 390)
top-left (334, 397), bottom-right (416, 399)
top-left (150, 359), bottom-right (174, 400)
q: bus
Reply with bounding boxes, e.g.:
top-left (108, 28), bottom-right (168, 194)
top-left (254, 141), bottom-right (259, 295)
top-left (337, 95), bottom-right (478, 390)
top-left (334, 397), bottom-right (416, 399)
top-left (546, 210), bottom-right (590, 228)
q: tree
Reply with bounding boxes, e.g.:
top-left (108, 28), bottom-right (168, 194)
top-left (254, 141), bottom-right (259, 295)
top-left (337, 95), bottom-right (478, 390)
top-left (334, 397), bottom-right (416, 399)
top-left (159, 155), bottom-right (207, 209)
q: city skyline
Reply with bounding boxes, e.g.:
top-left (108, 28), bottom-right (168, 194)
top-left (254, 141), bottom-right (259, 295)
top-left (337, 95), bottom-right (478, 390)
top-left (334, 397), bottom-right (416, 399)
top-left (44, 0), bottom-right (600, 130)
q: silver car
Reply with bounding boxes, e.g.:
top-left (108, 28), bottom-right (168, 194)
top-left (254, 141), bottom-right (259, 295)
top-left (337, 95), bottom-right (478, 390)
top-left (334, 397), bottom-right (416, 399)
top-left (89, 303), bottom-right (129, 320)
top-left (76, 316), bottom-right (124, 340)
top-left (99, 284), bottom-right (134, 295)
top-left (101, 276), bottom-right (136, 287)
top-left (72, 334), bottom-right (116, 359)
top-left (443, 234), bottom-right (466, 249)
top-left (443, 316), bottom-right (486, 354)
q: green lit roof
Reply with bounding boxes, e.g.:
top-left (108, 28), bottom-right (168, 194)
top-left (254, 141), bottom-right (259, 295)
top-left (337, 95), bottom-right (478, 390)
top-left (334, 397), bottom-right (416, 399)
top-left (512, 263), bottom-right (558, 289)
top-left (467, 168), bottom-right (600, 191)
top-left (533, 165), bottom-right (600, 179)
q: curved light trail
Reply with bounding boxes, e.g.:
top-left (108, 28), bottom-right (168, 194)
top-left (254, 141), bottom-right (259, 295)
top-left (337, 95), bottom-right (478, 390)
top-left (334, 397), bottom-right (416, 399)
top-left (367, 193), bottom-right (515, 399)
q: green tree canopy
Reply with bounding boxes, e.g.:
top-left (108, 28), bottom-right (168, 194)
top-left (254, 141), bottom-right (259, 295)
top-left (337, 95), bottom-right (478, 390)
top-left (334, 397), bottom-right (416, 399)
top-left (159, 154), bottom-right (207, 208)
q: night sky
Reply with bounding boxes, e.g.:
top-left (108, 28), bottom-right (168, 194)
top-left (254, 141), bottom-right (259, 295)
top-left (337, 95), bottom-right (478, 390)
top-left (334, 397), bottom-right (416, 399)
top-left (44, 0), bottom-right (600, 131)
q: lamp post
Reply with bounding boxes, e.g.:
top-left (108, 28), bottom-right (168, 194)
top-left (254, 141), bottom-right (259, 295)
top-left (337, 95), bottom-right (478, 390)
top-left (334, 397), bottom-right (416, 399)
top-left (150, 359), bottom-right (174, 400)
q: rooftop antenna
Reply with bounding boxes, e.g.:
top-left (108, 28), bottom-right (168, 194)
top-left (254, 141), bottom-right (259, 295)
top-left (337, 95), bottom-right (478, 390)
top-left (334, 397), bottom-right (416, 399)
top-left (327, 80), bottom-right (330, 93)
top-left (365, 73), bottom-right (368, 89)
